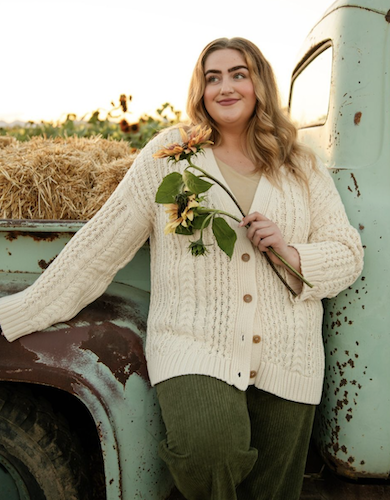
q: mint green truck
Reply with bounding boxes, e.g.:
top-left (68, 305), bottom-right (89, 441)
top-left (289, 0), bottom-right (390, 480)
top-left (0, 221), bottom-right (175, 499)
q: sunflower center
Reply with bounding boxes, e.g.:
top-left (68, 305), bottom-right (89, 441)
top-left (175, 193), bottom-right (190, 215)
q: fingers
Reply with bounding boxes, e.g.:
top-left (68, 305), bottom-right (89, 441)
top-left (238, 212), bottom-right (268, 227)
top-left (239, 212), bottom-right (272, 248)
top-left (249, 227), bottom-right (273, 250)
top-left (239, 212), bottom-right (287, 254)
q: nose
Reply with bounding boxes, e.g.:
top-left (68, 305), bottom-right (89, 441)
top-left (220, 77), bottom-right (234, 95)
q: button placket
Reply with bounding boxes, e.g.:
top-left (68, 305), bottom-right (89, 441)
top-left (235, 245), bottom-right (257, 389)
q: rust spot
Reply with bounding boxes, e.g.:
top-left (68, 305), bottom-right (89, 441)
top-left (38, 257), bottom-right (56, 270)
top-left (0, 334), bottom-right (40, 369)
top-left (350, 173), bottom-right (361, 197)
top-left (354, 111), bottom-right (362, 125)
top-left (359, 224), bottom-right (364, 231)
top-left (5, 231), bottom-right (61, 242)
top-left (5, 233), bottom-right (17, 242)
top-left (321, 449), bottom-right (388, 480)
top-left (386, 9), bottom-right (390, 22)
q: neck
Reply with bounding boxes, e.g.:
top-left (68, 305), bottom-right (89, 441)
top-left (218, 129), bottom-right (246, 152)
top-left (212, 129), bottom-right (258, 173)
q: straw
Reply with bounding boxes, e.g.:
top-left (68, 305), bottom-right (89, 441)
top-left (0, 136), bottom-right (137, 220)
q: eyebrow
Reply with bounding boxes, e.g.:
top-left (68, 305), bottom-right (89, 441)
top-left (204, 65), bottom-right (248, 76)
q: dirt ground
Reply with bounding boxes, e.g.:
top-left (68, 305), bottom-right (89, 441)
top-left (301, 444), bottom-right (390, 500)
top-left (301, 469), bottom-right (390, 500)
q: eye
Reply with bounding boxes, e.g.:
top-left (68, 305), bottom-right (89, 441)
top-left (206, 74), bottom-right (219, 84)
top-left (233, 72), bottom-right (246, 80)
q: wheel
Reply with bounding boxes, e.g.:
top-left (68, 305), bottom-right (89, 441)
top-left (0, 384), bottom-right (91, 500)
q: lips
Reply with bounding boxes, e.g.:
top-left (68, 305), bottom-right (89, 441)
top-left (217, 99), bottom-right (239, 106)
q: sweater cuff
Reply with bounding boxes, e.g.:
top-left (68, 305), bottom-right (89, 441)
top-left (287, 243), bottom-right (325, 301)
top-left (0, 289), bottom-right (35, 342)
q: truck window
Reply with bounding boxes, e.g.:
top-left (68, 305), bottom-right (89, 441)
top-left (289, 44), bottom-right (333, 128)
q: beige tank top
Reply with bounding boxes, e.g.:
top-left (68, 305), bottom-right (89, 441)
top-left (215, 157), bottom-right (261, 215)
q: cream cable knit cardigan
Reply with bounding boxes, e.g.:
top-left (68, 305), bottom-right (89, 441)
top-left (0, 128), bottom-right (363, 404)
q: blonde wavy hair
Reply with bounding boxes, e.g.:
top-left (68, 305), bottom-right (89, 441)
top-left (186, 37), bottom-right (315, 186)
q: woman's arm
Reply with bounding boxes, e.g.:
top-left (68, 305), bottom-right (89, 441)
top-left (0, 129), bottom-right (178, 341)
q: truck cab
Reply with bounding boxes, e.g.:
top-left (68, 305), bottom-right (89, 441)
top-left (289, 0), bottom-right (390, 479)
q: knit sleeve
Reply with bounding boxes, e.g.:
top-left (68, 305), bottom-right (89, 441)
top-left (0, 129), bottom-right (176, 342)
top-left (288, 158), bottom-right (364, 302)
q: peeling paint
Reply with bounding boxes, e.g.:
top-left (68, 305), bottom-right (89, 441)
top-left (80, 324), bottom-right (148, 386)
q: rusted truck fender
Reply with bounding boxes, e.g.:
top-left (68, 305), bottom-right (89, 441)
top-left (0, 220), bottom-right (173, 499)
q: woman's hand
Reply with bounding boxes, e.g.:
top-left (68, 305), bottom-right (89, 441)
top-left (239, 212), bottom-right (301, 274)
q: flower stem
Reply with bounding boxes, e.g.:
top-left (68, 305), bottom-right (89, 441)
top-left (199, 212), bottom-right (214, 234)
top-left (197, 208), bottom-right (312, 289)
top-left (188, 157), bottom-right (312, 292)
top-left (186, 161), bottom-right (246, 216)
top-left (197, 207), bottom-right (241, 222)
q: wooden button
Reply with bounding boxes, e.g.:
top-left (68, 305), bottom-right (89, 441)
top-left (250, 370), bottom-right (257, 378)
top-left (253, 335), bottom-right (261, 344)
top-left (241, 253), bottom-right (250, 262)
top-left (243, 294), bottom-right (252, 303)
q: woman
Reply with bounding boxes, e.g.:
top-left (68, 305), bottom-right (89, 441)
top-left (0, 38), bottom-right (363, 500)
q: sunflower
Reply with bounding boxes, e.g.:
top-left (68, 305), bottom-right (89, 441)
top-left (180, 125), bottom-right (213, 154)
top-left (153, 143), bottom-right (185, 162)
top-left (164, 194), bottom-right (199, 234)
top-left (153, 125), bottom-right (213, 162)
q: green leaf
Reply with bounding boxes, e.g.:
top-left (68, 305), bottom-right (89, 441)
top-left (212, 217), bottom-right (237, 259)
top-left (183, 170), bottom-right (213, 195)
top-left (192, 213), bottom-right (211, 230)
top-left (175, 225), bottom-right (194, 235)
top-left (155, 172), bottom-right (183, 203)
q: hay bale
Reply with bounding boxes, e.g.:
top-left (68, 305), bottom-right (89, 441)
top-left (0, 136), bottom-right (138, 220)
top-left (0, 136), bottom-right (17, 148)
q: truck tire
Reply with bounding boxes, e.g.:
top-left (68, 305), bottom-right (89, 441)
top-left (0, 384), bottom-right (90, 500)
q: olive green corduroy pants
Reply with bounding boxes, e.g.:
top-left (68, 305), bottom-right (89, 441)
top-left (156, 375), bottom-right (315, 500)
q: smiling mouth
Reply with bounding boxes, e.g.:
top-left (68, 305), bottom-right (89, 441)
top-left (218, 99), bottom-right (239, 106)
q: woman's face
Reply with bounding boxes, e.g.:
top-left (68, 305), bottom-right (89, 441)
top-left (203, 48), bottom-right (257, 132)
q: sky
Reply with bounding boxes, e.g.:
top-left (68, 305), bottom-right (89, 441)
top-left (0, 0), bottom-right (334, 124)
